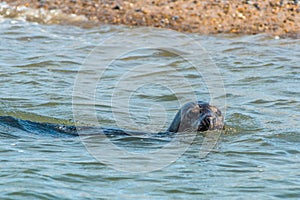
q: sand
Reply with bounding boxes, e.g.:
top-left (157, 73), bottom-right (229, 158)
top-left (2, 0), bottom-right (300, 38)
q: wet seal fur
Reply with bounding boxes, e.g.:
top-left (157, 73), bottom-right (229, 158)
top-left (168, 101), bottom-right (224, 133)
top-left (0, 101), bottom-right (224, 137)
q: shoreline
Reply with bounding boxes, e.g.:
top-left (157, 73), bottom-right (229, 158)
top-left (2, 0), bottom-right (300, 38)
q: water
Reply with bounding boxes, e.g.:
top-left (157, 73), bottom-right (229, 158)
top-left (1, 14), bottom-right (300, 199)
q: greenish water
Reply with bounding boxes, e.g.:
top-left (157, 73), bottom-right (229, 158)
top-left (0, 16), bottom-right (299, 199)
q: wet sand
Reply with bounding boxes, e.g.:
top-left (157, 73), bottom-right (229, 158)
top-left (2, 0), bottom-right (300, 38)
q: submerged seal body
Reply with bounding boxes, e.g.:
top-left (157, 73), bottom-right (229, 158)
top-left (168, 101), bottom-right (224, 133)
top-left (0, 101), bottom-right (224, 137)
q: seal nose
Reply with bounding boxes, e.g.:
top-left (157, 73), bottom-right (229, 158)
top-left (197, 114), bottom-right (211, 131)
top-left (207, 116), bottom-right (216, 130)
top-left (199, 111), bottom-right (223, 131)
top-left (203, 115), bottom-right (215, 130)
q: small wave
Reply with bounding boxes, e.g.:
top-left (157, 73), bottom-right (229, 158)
top-left (0, 2), bottom-right (88, 25)
top-left (0, 116), bottom-right (78, 138)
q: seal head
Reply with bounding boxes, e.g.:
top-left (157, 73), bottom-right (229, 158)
top-left (167, 101), bottom-right (224, 133)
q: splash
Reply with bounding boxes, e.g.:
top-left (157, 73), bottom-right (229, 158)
top-left (0, 2), bottom-right (88, 25)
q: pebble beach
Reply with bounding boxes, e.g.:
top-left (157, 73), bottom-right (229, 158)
top-left (2, 0), bottom-right (300, 38)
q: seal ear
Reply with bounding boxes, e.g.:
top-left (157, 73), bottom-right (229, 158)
top-left (167, 109), bottom-right (181, 133)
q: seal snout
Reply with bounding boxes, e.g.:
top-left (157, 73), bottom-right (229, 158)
top-left (198, 111), bottom-right (218, 131)
top-left (199, 114), bottom-right (214, 131)
top-left (196, 103), bottom-right (218, 131)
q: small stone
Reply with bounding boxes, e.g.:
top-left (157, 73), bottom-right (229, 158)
top-left (253, 3), bottom-right (260, 10)
top-left (112, 5), bottom-right (121, 10)
top-left (172, 15), bottom-right (179, 20)
top-left (237, 12), bottom-right (246, 19)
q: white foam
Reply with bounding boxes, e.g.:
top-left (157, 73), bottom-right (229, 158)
top-left (0, 2), bottom-right (88, 25)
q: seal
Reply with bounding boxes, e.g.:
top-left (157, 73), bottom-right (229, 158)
top-left (167, 101), bottom-right (224, 133)
top-left (0, 101), bottom-right (224, 137)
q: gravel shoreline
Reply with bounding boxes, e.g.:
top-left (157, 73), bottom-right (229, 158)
top-left (2, 0), bottom-right (300, 38)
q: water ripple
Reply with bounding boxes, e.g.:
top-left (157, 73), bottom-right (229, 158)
top-left (0, 18), bottom-right (299, 198)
